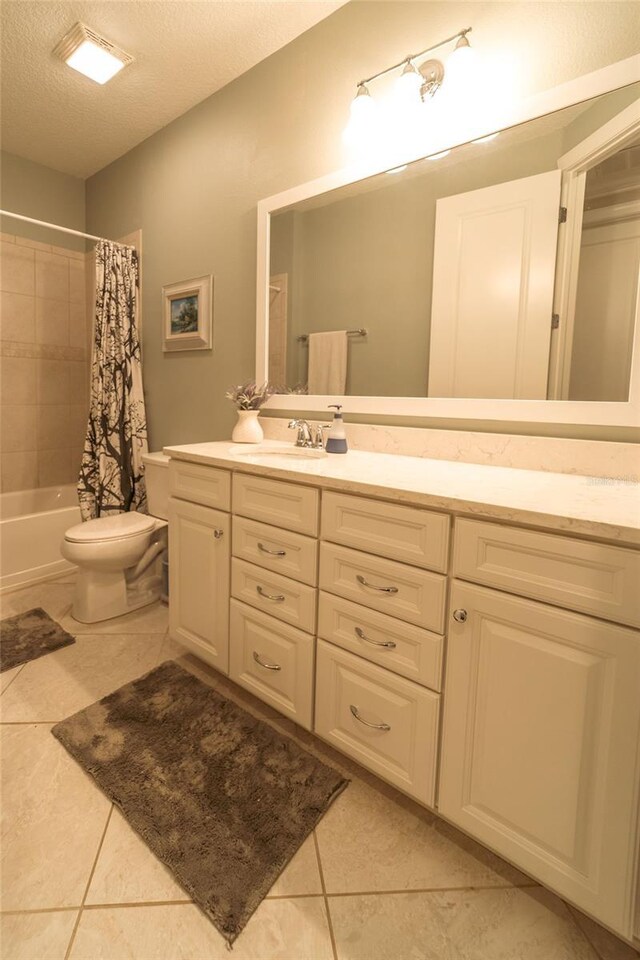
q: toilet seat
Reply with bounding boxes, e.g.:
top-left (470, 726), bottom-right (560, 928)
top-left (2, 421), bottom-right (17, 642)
top-left (65, 512), bottom-right (156, 544)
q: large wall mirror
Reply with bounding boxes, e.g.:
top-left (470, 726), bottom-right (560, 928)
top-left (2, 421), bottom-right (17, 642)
top-left (256, 59), bottom-right (640, 427)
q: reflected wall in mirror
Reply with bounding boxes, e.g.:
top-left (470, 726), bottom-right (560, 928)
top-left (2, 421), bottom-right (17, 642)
top-left (268, 83), bottom-right (639, 402)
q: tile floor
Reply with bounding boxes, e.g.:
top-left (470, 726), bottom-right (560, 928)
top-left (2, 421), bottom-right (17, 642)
top-left (1, 576), bottom-right (638, 960)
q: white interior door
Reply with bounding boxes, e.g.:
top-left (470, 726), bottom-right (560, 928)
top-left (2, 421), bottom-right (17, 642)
top-left (428, 170), bottom-right (561, 399)
top-left (569, 214), bottom-right (640, 401)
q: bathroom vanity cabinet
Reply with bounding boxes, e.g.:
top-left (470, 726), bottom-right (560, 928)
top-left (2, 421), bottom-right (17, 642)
top-left (165, 443), bottom-right (640, 943)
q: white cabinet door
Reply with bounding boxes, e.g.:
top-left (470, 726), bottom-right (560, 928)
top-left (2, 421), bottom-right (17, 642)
top-left (439, 580), bottom-right (640, 938)
top-left (168, 497), bottom-right (230, 673)
top-left (428, 170), bottom-right (561, 399)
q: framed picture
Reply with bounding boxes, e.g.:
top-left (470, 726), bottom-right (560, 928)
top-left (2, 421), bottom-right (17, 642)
top-left (162, 275), bottom-right (212, 351)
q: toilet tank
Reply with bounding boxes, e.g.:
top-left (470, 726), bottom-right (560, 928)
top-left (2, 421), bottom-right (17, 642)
top-left (142, 452), bottom-right (170, 520)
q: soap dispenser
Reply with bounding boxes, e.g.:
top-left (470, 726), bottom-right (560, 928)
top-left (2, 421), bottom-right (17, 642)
top-left (325, 405), bottom-right (348, 454)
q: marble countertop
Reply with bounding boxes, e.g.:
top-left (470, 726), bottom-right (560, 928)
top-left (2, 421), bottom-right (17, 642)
top-left (163, 441), bottom-right (640, 546)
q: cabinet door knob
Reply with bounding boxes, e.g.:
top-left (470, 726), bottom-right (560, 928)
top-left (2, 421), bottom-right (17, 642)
top-left (350, 704), bottom-right (391, 732)
top-left (453, 608), bottom-right (468, 623)
top-left (213, 529), bottom-right (224, 539)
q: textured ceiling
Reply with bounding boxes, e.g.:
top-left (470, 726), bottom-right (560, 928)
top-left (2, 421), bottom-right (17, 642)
top-left (1, 0), bottom-right (346, 178)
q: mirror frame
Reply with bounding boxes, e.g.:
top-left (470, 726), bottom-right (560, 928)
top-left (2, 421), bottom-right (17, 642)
top-left (256, 55), bottom-right (640, 427)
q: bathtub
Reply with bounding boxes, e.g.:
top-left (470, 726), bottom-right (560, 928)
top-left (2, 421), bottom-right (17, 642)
top-left (0, 485), bottom-right (80, 593)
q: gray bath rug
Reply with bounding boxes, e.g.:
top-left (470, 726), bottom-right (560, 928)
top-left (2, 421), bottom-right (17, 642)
top-left (0, 607), bottom-right (76, 673)
top-left (52, 660), bottom-right (348, 944)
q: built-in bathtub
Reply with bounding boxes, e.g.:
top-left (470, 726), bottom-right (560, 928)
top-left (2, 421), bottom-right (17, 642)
top-left (0, 484), bottom-right (80, 592)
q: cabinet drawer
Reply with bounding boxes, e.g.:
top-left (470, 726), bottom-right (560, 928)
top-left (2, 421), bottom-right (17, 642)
top-left (229, 600), bottom-right (314, 729)
top-left (315, 640), bottom-right (439, 805)
top-left (232, 516), bottom-right (318, 586)
top-left (232, 473), bottom-right (319, 536)
top-left (318, 592), bottom-right (443, 691)
top-left (454, 518), bottom-right (640, 627)
top-left (231, 558), bottom-right (316, 634)
top-left (169, 459), bottom-right (231, 511)
top-left (319, 542), bottom-right (446, 632)
top-left (322, 492), bottom-right (449, 572)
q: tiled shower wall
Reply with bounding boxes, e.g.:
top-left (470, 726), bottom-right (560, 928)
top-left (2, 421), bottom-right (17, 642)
top-left (0, 233), bottom-right (90, 492)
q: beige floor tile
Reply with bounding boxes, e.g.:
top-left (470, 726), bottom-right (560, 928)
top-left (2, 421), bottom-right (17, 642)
top-left (0, 632), bottom-right (166, 721)
top-left (85, 808), bottom-right (189, 906)
top-left (329, 887), bottom-right (599, 960)
top-left (268, 834), bottom-right (323, 898)
top-left (0, 580), bottom-right (75, 621)
top-left (0, 724), bottom-right (111, 909)
top-left (70, 898), bottom-right (334, 959)
top-left (316, 777), bottom-right (531, 894)
top-left (60, 599), bottom-right (169, 635)
top-left (0, 910), bottom-right (78, 960)
top-left (0, 663), bottom-right (24, 694)
top-left (567, 906), bottom-right (640, 959)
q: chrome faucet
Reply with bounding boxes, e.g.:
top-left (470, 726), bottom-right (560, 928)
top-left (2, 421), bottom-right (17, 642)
top-left (288, 419), bottom-right (329, 449)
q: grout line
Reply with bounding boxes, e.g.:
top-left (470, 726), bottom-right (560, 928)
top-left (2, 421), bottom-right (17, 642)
top-left (1, 906), bottom-right (80, 917)
top-left (82, 899), bottom-right (192, 911)
top-left (313, 831), bottom-right (339, 960)
top-left (63, 804), bottom-right (114, 960)
top-left (322, 882), bottom-right (542, 899)
top-left (0, 664), bottom-right (26, 697)
top-left (0, 721), bottom-right (63, 725)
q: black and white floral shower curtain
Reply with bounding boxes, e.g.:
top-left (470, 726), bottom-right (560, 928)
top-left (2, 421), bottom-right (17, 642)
top-left (78, 240), bottom-right (148, 521)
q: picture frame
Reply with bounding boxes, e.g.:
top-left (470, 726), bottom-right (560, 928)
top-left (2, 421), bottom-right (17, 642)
top-left (162, 275), bottom-right (212, 352)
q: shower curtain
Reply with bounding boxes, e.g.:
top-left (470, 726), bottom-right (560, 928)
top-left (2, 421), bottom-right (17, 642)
top-left (78, 240), bottom-right (148, 521)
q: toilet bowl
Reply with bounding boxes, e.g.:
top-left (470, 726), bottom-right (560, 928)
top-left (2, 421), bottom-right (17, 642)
top-left (61, 452), bottom-right (170, 623)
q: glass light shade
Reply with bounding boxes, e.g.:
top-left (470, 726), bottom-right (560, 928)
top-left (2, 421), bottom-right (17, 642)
top-left (395, 64), bottom-right (423, 106)
top-left (445, 37), bottom-right (478, 92)
top-left (343, 86), bottom-right (378, 149)
top-left (66, 39), bottom-right (125, 84)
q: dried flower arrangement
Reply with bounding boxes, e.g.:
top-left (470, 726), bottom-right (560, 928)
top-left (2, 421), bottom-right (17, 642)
top-left (225, 380), bottom-right (274, 410)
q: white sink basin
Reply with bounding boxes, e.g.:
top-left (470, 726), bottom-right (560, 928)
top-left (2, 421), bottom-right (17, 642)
top-left (231, 444), bottom-right (328, 460)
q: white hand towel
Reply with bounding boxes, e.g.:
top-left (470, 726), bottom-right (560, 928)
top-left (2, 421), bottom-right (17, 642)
top-left (308, 331), bottom-right (348, 395)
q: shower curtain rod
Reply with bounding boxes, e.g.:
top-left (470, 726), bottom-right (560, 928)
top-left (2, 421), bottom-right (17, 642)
top-left (0, 209), bottom-right (131, 247)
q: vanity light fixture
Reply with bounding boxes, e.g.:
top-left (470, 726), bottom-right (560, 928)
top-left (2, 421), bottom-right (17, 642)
top-left (53, 22), bottom-right (133, 85)
top-left (344, 27), bottom-right (473, 146)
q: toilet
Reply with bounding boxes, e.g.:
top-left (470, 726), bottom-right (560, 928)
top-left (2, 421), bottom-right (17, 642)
top-left (61, 452), bottom-right (170, 623)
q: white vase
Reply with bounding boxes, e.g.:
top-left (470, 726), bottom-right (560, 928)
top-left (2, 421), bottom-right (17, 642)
top-left (232, 409), bottom-right (264, 443)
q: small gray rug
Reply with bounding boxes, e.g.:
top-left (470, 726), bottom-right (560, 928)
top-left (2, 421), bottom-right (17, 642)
top-left (52, 660), bottom-right (348, 944)
top-left (0, 607), bottom-right (76, 673)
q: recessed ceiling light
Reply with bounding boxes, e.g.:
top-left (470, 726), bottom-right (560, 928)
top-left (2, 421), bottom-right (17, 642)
top-left (473, 133), bottom-right (499, 144)
top-left (53, 22), bottom-right (133, 85)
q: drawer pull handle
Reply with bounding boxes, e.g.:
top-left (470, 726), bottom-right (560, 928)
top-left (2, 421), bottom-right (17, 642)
top-left (350, 704), bottom-right (391, 732)
top-left (355, 626), bottom-right (396, 649)
top-left (213, 529), bottom-right (224, 539)
top-left (258, 542), bottom-right (286, 557)
top-left (356, 574), bottom-right (398, 594)
top-left (253, 651), bottom-right (282, 671)
top-left (256, 585), bottom-right (285, 602)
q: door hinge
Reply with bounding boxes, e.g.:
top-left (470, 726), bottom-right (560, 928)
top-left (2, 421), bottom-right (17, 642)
top-left (551, 314), bottom-right (560, 329)
top-left (559, 206), bottom-right (568, 224)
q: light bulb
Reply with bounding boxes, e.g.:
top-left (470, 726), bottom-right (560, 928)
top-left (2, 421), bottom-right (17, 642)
top-left (343, 84), bottom-right (378, 150)
top-left (350, 84), bottom-right (376, 120)
top-left (395, 61), bottom-right (422, 106)
top-left (428, 150), bottom-right (450, 161)
top-left (445, 34), bottom-right (478, 92)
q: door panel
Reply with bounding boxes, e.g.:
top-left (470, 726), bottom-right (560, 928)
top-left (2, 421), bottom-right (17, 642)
top-left (429, 170), bottom-right (561, 399)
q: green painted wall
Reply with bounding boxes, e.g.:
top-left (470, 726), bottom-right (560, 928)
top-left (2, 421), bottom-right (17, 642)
top-left (1, 151), bottom-right (85, 251)
top-left (85, 1), bottom-right (640, 447)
